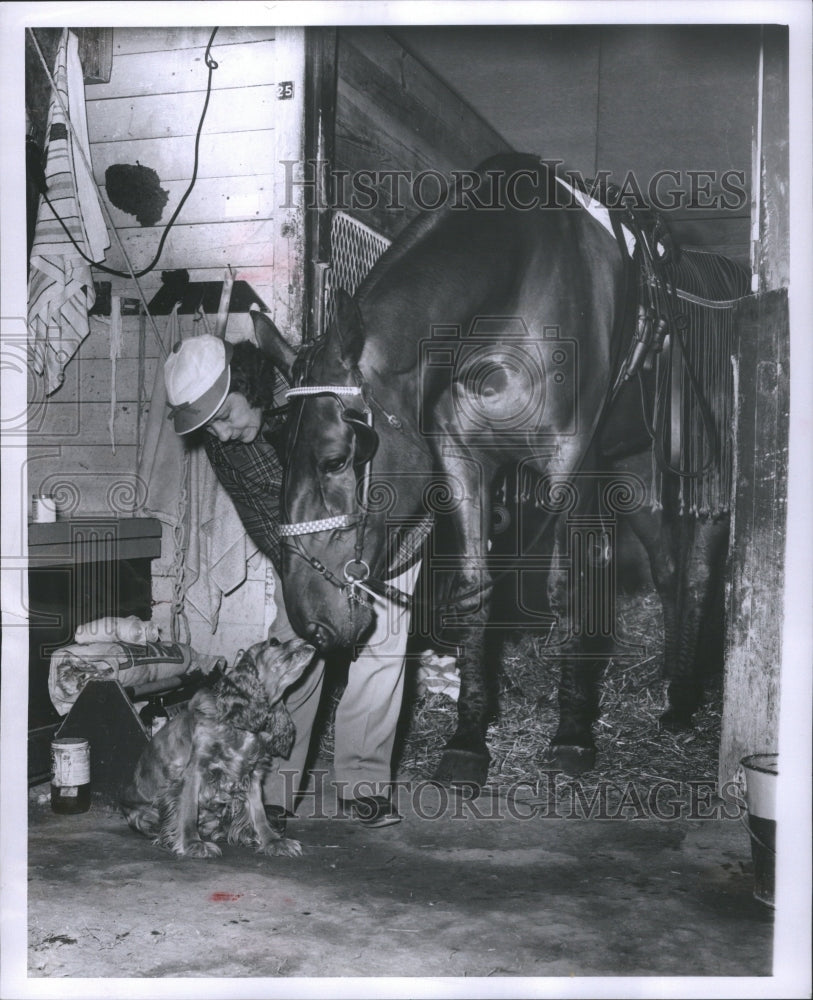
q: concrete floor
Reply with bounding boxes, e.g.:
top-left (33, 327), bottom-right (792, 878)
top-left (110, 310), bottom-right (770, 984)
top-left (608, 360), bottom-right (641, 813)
top-left (19, 765), bottom-right (775, 991)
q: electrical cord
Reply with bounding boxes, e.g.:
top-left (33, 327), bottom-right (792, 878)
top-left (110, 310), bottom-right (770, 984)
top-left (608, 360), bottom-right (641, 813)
top-left (30, 27), bottom-right (220, 279)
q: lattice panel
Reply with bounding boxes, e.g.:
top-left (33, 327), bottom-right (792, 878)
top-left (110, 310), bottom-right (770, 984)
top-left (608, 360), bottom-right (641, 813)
top-left (322, 211), bottom-right (391, 335)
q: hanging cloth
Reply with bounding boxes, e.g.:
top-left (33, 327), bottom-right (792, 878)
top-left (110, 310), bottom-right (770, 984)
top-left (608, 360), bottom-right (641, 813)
top-left (28, 28), bottom-right (109, 395)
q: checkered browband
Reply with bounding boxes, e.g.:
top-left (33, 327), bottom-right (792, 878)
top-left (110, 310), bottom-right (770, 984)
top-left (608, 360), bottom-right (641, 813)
top-left (279, 514), bottom-right (359, 537)
top-left (286, 385), bottom-right (362, 398)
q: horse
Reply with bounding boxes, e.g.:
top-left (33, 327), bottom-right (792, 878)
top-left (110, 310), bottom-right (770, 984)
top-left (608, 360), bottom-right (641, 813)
top-left (254, 153), bottom-right (749, 792)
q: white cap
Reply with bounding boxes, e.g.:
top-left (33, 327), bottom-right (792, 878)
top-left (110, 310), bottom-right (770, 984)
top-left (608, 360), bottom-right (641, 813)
top-left (163, 336), bottom-right (234, 434)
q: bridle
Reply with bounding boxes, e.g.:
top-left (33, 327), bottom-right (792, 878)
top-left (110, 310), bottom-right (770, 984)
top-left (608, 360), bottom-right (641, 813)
top-left (278, 369), bottom-right (415, 610)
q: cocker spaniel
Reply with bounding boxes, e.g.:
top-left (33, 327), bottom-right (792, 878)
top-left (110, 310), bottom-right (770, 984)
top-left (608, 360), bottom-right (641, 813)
top-left (121, 635), bottom-right (315, 859)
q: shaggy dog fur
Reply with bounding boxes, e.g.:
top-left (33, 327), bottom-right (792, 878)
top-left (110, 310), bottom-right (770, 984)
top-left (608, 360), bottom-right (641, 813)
top-left (121, 636), bottom-right (315, 859)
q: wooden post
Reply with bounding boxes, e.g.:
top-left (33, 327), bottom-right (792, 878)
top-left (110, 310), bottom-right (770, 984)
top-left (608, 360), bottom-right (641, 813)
top-left (271, 28), bottom-right (307, 346)
top-left (304, 28), bottom-right (338, 343)
top-left (719, 26), bottom-right (789, 786)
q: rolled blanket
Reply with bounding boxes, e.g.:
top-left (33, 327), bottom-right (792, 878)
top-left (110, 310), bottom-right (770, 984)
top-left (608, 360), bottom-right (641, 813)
top-left (48, 639), bottom-right (225, 716)
top-left (74, 616), bottom-right (160, 645)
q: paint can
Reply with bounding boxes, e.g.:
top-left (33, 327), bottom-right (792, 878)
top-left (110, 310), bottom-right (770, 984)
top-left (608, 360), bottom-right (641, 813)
top-left (739, 753), bottom-right (778, 907)
top-left (32, 493), bottom-right (58, 523)
top-left (50, 737), bottom-right (91, 814)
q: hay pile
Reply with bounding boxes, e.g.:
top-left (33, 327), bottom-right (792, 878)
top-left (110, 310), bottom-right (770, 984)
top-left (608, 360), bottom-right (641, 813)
top-left (317, 588), bottom-right (723, 798)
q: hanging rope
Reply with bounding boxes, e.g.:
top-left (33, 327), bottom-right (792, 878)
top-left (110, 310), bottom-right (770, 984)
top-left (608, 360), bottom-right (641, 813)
top-left (170, 445), bottom-right (192, 645)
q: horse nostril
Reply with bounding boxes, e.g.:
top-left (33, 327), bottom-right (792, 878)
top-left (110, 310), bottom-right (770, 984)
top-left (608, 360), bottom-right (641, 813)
top-left (305, 622), bottom-right (331, 650)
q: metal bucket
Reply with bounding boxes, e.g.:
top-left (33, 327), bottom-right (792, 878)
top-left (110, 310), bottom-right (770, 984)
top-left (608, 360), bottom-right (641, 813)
top-left (739, 753), bottom-right (778, 907)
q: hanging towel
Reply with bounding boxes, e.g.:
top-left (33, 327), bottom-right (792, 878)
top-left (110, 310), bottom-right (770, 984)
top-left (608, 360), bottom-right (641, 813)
top-left (137, 313), bottom-right (257, 630)
top-left (28, 28), bottom-right (109, 395)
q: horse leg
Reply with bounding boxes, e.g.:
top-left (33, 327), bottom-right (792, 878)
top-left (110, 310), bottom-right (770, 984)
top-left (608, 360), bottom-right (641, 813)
top-left (623, 491), bottom-right (728, 730)
top-left (430, 452), bottom-right (495, 793)
top-left (623, 502), bottom-right (681, 717)
top-left (546, 498), bottom-right (613, 775)
top-left (661, 513), bottom-right (729, 729)
top-left (432, 614), bottom-right (492, 791)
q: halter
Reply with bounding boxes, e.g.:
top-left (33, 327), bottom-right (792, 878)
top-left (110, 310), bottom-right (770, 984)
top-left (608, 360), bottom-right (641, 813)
top-left (279, 378), bottom-right (413, 609)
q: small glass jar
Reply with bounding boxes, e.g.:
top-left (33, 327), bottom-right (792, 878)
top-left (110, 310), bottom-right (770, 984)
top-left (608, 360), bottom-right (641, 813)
top-left (32, 493), bottom-right (57, 523)
top-left (50, 737), bottom-right (91, 814)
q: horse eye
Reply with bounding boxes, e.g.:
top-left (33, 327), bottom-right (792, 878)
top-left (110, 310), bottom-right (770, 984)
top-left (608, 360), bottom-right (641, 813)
top-left (323, 456), bottom-right (349, 474)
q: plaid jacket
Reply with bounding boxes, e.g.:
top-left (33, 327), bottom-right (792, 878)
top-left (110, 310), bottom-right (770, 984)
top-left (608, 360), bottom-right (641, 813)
top-left (204, 432), bottom-right (284, 570)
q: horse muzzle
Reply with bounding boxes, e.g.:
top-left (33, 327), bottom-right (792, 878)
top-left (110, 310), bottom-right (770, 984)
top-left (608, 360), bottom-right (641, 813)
top-left (296, 597), bottom-right (375, 654)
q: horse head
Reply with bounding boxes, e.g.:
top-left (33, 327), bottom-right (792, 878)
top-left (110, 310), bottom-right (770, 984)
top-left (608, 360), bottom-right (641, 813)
top-left (252, 296), bottom-right (425, 653)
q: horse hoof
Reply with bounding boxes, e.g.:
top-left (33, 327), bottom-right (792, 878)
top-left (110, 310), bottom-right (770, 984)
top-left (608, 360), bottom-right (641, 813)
top-left (659, 708), bottom-right (694, 732)
top-left (432, 750), bottom-right (489, 796)
top-left (546, 745), bottom-right (596, 776)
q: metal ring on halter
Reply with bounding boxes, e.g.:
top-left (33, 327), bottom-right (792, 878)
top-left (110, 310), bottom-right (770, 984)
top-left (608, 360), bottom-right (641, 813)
top-left (343, 558), bottom-right (370, 583)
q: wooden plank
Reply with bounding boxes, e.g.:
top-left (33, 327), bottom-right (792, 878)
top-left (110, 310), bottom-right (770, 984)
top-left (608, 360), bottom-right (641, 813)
top-left (28, 359), bottom-right (159, 405)
top-left (76, 28), bottom-right (113, 85)
top-left (100, 173), bottom-right (276, 230)
top-left (386, 25), bottom-right (598, 175)
top-left (112, 26), bottom-right (275, 56)
top-left (335, 86), bottom-right (464, 238)
top-left (28, 445), bottom-right (138, 476)
top-left (86, 84), bottom-right (277, 144)
top-left (88, 37), bottom-right (276, 99)
top-left (27, 447), bottom-right (144, 517)
top-left (89, 129), bottom-right (276, 185)
top-left (337, 78), bottom-right (460, 172)
top-left (338, 33), bottom-right (508, 171)
top-left (78, 318), bottom-right (160, 360)
top-left (269, 28), bottom-right (307, 345)
top-left (756, 26), bottom-right (789, 292)
top-left (304, 27), bottom-right (338, 340)
top-left (341, 29), bottom-right (509, 160)
top-left (719, 289), bottom-right (789, 784)
top-left (29, 401), bottom-right (140, 447)
top-left (80, 274), bottom-right (279, 351)
top-left (670, 216), bottom-right (751, 263)
top-left (97, 218), bottom-right (275, 273)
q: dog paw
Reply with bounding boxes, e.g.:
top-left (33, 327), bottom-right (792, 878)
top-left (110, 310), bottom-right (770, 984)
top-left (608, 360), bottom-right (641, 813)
top-left (182, 839), bottom-right (222, 859)
top-left (262, 837), bottom-right (302, 858)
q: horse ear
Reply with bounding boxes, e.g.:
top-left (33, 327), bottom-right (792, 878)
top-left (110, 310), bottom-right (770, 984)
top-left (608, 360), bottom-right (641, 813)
top-left (250, 308), bottom-right (296, 379)
top-left (333, 289), bottom-right (365, 368)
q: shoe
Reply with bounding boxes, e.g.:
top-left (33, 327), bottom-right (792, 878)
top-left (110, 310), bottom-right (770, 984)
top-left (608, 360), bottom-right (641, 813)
top-left (264, 804), bottom-right (290, 836)
top-left (341, 795), bottom-right (402, 828)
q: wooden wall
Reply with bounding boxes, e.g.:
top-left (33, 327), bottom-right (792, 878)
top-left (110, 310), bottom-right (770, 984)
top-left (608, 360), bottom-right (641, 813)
top-left (390, 24), bottom-right (759, 265)
top-left (719, 28), bottom-right (790, 783)
top-left (334, 28), bottom-right (512, 240)
top-left (27, 26), bottom-right (306, 653)
top-left (28, 26), bottom-right (306, 509)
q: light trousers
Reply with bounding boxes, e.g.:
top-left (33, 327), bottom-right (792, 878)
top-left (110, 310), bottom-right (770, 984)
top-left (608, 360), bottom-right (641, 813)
top-left (262, 560), bottom-right (420, 811)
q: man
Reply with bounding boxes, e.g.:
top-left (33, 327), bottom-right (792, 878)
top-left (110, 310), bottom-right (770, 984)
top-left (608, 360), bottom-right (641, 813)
top-left (164, 333), bottom-right (420, 828)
